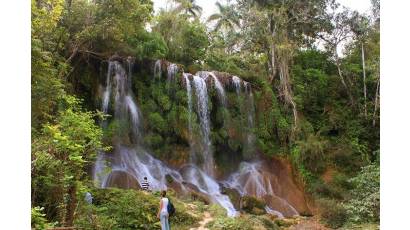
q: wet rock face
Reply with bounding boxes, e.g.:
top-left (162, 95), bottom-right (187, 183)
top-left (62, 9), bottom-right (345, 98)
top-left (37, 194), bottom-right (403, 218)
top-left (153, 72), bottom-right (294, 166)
top-left (182, 182), bottom-right (212, 204)
top-left (105, 171), bottom-right (141, 190)
top-left (220, 186), bottom-right (242, 210)
top-left (241, 196), bottom-right (267, 215)
top-left (220, 157), bottom-right (312, 217)
top-left (266, 158), bottom-right (312, 216)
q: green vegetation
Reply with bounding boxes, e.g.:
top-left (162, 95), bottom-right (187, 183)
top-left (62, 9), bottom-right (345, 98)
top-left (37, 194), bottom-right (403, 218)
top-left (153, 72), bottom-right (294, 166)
top-left (205, 204), bottom-right (279, 230)
top-left (75, 188), bottom-right (200, 229)
top-left (344, 163), bottom-right (380, 224)
top-left (31, 0), bottom-right (379, 229)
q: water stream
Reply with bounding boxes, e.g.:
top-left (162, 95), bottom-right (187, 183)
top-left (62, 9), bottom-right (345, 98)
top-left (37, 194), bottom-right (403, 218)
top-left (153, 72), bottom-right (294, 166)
top-left (94, 59), bottom-right (302, 218)
top-left (192, 74), bottom-right (214, 176)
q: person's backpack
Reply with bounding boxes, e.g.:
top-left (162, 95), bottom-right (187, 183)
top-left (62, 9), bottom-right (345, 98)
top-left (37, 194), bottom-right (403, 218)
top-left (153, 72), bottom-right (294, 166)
top-left (167, 198), bottom-right (175, 216)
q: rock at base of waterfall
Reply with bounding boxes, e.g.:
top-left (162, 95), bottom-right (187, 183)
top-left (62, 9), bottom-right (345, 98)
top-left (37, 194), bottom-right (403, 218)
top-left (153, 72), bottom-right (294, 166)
top-left (182, 181), bottom-right (212, 205)
top-left (263, 194), bottom-right (299, 218)
top-left (105, 171), bottom-right (141, 190)
top-left (241, 195), bottom-right (267, 215)
top-left (220, 186), bottom-right (242, 210)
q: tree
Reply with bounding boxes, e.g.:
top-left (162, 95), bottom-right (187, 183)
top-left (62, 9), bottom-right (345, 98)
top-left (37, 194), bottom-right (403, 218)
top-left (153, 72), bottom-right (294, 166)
top-left (236, 0), bottom-right (329, 133)
top-left (153, 11), bottom-right (209, 66)
top-left (350, 12), bottom-right (371, 117)
top-left (31, 0), bottom-right (67, 127)
top-left (173, 0), bottom-right (203, 18)
top-left (317, 4), bottom-right (356, 106)
top-left (207, 2), bottom-right (240, 33)
top-left (32, 96), bottom-right (105, 226)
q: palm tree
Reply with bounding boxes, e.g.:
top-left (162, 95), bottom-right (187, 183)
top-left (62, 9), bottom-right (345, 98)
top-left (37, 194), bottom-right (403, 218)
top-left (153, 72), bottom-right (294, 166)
top-left (207, 2), bottom-right (240, 32)
top-left (173, 0), bottom-right (202, 18)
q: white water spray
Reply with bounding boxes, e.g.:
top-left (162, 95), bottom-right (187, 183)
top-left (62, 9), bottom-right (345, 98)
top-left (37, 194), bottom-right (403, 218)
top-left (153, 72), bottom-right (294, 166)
top-left (192, 74), bottom-right (214, 176)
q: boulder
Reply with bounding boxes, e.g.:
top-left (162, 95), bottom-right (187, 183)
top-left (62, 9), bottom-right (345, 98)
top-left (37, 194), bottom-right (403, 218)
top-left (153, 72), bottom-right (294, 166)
top-left (104, 171), bottom-right (141, 190)
top-left (262, 194), bottom-right (299, 218)
top-left (241, 196), bottom-right (267, 215)
top-left (220, 186), bottom-right (242, 210)
top-left (182, 182), bottom-right (211, 205)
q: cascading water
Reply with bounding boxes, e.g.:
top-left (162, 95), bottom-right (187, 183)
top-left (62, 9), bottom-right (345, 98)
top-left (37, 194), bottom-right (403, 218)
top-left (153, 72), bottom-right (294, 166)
top-left (184, 73), bottom-right (194, 154)
top-left (154, 60), bottom-right (162, 79)
top-left (95, 60), bottom-right (238, 217)
top-left (181, 165), bottom-right (238, 217)
top-left (208, 72), bottom-right (227, 107)
top-left (167, 63), bottom-right (178, 92)
top-left (126, 57), bottom-right (134, 90)
top-left (183, 71), bottom-right (238, 216)
top-left (94, 60), bottom-right (183, 191)
top-left (102, 145), bottom-right (185, 191)
top-left (231, 76), bottom-right (257, 155)
top-left (192, 74), bottom-right (214, 176)
top-left (102, 62), bottom-right (114, 114)
top-left (232, 76), bottom-right (242, 95)
top-left (244, 82), bottom-right (256, 153)
top-left (222, 161), bottom-right (299, 217)
top-left (95, 59), bottom-right (307, 218)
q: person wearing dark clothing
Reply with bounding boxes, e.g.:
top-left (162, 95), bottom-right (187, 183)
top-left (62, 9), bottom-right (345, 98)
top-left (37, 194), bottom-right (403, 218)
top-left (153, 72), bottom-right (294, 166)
top-left (141, 177), bottom-right (150, 191)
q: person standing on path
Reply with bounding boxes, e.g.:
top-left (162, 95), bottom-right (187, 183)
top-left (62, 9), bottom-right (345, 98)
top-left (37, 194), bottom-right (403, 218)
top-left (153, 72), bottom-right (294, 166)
top-left (141, 177), bottom-right (150, 191)
top-left (157, 190), bottom-right (170, 230)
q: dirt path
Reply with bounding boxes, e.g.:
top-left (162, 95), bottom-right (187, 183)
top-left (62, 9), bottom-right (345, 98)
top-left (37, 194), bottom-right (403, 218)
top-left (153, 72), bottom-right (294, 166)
top-left (189, 211), bottom-right (214, 230)
top-left (287, 217), bottom-right (329, 230)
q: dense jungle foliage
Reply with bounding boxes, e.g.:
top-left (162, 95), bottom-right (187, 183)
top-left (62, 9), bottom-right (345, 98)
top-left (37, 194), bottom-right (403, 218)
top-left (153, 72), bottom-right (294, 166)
top-left (32, 0), bottom-right (380, 229)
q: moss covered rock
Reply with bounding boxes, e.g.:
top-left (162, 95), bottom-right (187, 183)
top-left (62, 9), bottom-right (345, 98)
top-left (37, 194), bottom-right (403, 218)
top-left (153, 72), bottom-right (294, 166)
top-left (241, 196), bottom-right (267, 215)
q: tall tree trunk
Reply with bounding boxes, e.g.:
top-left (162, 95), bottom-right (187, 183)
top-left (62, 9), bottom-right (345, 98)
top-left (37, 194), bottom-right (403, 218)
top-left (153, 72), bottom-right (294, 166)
top-left (269, 41), bottom-right (276, 82)
top-left (362, 43), bottom-right (367, 118)
top-left (279, 61), bottom-right (297, 130)
top-left (268, 16), bottom-right (277, 83)
top-left (65, 184), bottom-right (77, 227)
top-left (372, 76), bottom-right (380, 126)
top-left (335, 50), bottom-right (354, 106)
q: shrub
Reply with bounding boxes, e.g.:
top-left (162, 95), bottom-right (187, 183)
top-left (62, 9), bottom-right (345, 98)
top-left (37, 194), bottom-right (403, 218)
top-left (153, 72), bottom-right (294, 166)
top-left (241, 196), bottom-right (266, 215)
top-left (207, 217), bottom-right (253, 230)
top-left (148, 113), bottom-right (167, 133)
top-left (344, 163), bottom-right (380, 223)
top-left (311, 180), bottom-right (344, 200)
top-left (318, 198), bottom-right (348, 228)
top-left (75, 188), bottom-right (199, 229)
top-left (206, 209), bottom-right (279, 230)
top-left (31, 206), bottom-right (54, 230)
top-left (144, 133), bottom-right (164, 148)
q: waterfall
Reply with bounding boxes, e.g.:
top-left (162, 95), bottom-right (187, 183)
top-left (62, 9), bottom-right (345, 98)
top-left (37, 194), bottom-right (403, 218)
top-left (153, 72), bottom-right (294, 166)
top-left (125, 95), bottom-right (142, 143)
top-left (192, 74), bottom-right (214, 176)
top-left (232, 76), bottom-right (242, 95)
top-left (95, 61), bottom-right (238, 217)
top-left (154, 60), bottom-right (162, 79)
top-left (126, 57), bottom-right (134, 90)
top-left (183, 72), bottom-right (238, 217)
top-left (181, 165), bottom-right (238, 217)
top-left (184, 73), bottom-right (194, 153)
top-left (94, 61), bottom-right (183, 191)
top-left (104, 145), bottom-right (185, 191)
top-left (231, 76), bottom-right (256, 156)
top-left (208, 72), bottom-right (227, 107)
top-left (167, 63), bottom-right (178, 92)
top-left (102, 62), bottom-right (114, 114)
top-left (244, 82), bottom-right (256, 154)
top-left (94, 59), bottom-right (306, 218)
top-left (223, 161), bottom-right (299, 217)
